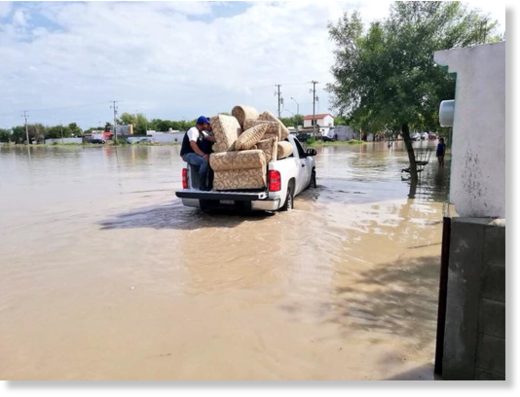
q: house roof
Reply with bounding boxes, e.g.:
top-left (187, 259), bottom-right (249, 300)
top-left (303, 113), bottom-right (334, 120)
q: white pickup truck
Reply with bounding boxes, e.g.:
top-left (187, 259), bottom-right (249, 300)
top-left (175, 135), bottom-right (317, 211)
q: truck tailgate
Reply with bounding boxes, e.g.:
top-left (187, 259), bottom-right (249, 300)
top-left (175, 190), bottom-right (268, 201)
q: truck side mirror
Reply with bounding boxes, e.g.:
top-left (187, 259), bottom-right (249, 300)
top-left (306, 148), bottom-right (317, 156)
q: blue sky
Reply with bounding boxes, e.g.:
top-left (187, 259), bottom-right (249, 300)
top-left (0, 1), bottom-right (506, 129)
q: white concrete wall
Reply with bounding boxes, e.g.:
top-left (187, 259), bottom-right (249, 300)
top-left (146, 131), bottom-right (184, 143)
top-left (333, 126), bottom-right (357, 141)
top-left (303, 115), bottom-right (334, 128)
top-left (45, 138), bottom-right (83, 144)
top-left (319, 115), bottom-right (334, 127)
top-left (434, 42), bottom-right (505, 218)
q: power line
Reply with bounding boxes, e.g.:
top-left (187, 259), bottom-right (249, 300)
top-left (0, 100), bottom-right (120, 118)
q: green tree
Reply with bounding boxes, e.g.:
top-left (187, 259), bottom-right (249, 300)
top-left (149, 118), bottom-right (171, 132)
top-left (11, 126), bottom-right (25, 143)
top-left (118, 112), bottom-right (148, 135)
top-left (26, 123), bottom-right (46, 143)
top-left (0, 128), bottom-right (11, 143)
top-left (68, 122), bottom-right (82, 137)
top-left (45, 125), bottom-right (64, 139)
top-left (119, 112), bottom-right (136, 126)
top-left (328, 2), bottom-right (500, 186)
top-left (280, 115), bottom-right (304, 128)
top-left (134, 113), bottom-right (148, 135)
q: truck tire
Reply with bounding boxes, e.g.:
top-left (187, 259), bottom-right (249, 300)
top-left (310, 169), bottom-right (317, 189)
top-left (280, 181), bottom-right (294, 211)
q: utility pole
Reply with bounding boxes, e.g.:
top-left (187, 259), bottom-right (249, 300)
top-left (110, 100), bottom-right (118, 144)
top-left (310, 80), bottom-right (319, 135)
top-left (275, 84), bottom-right (282, 118)
top-left (22, 111), bottom-right (29, 144)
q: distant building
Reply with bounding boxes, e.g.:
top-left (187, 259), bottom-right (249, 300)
top-left (331, 126), bottom-right (358, 141)
top-left (112, 125), bottom-right (133, 136)
top-left (303, 113), bottom-right (334, 129)
top-left (146, 130), bottom-right (185, 143)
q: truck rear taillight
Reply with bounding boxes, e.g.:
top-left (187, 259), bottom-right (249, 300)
top-left (268, 170), bottom-right (281, 192)
top-left (182, 168), bottom-right (188, 189)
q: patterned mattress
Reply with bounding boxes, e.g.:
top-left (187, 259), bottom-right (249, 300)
top-left (210, 114), bottom-right (242, 152)
top-left (210, 149), bottom-right (266, 171)
top-left (258, 111), bottom-right (290, 140)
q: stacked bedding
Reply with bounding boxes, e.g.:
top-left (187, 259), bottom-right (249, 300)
top-left (208, 105), bottom-right (293, 191)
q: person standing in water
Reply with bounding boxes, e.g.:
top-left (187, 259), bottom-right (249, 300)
top-left (436, 137), bottom-right (446, 167)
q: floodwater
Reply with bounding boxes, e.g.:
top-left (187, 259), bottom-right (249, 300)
top-left (0, 141), bottom-right (450, 380)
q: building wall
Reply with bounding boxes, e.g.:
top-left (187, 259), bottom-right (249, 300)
top-left (146, 131), bottom-right (184, 143)
top-left (45, 138), bottom-right (83, 144)
top-left (333, 126), bottom-right (358, 141)
top-left (320, 115), bottom-right (334, 127)
top-left (303, 115), bottom-right (334, 128)
top-left (434, 42), bottom-right (506, 381)
top-left (114, 125), bottom-right (133, 136)
top-left (303, 119), bottom-right (313, 128)
top-left (442, 218), bottom-right (505, 380)
top-left (434, 42), bottom-right (505, 218)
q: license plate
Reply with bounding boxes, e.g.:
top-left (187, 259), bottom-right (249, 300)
top-left (220, 200), bottom-right (234, 205)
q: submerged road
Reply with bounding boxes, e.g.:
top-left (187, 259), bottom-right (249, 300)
top-left (0, 141), bottom-right (449, 380)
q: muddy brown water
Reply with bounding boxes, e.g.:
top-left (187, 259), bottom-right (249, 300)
top-left (0, 141), bottom-right (449, 380)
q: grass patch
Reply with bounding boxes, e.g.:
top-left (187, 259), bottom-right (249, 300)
top-left (307, 139), bottom-right (366, 147)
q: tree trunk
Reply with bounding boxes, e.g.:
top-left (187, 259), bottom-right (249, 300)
top-left (402, 123), bottom-right (418, 188)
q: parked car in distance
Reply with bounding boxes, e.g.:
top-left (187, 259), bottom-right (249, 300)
top-left (296, 132), bottom-right (311, 142)
top-left (132, 137), bottom-right (152, 144)
top-left (411, 132), bottom-right (421, 141)
top-left (89, 133), bottom-right (106, 144)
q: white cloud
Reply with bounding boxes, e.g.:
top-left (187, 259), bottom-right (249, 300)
top-left (0, 1), bottom-right (12, 18)
top-left (0, 0), bottom-right (356, 127)
top-left (0, 0), bottom-right (508, 128)
top-left (12, 8), bottom-right (27, 27)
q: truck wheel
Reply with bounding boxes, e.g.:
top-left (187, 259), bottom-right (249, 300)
top-left (280, 182), bottom-right (294, 211)
top-left (310, 169), bottom-right (317, 189)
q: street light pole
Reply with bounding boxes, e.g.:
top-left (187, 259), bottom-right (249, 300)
top-left (290, 97), bottom-right (299, 115)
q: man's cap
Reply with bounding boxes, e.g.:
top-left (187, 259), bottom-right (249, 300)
top-left (196, 116), bottom-right (211, 125)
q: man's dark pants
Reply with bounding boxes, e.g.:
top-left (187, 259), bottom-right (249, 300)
top-left (182, 153), bottom-right (210, 190)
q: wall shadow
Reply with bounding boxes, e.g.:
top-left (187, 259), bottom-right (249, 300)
top-left (280, 255), bottom-right (440, 352)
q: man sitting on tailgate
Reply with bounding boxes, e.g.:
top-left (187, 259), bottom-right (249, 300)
top-left (180, 116), bottom-right (215, 191)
